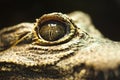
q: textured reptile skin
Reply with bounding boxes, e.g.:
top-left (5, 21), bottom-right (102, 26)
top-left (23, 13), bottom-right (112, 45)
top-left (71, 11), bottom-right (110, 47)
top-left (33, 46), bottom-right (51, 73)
top-left (0, 11), bottom-right (120, 80)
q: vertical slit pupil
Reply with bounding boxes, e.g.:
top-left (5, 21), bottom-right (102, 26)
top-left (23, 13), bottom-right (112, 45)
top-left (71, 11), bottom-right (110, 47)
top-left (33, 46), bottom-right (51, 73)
top-left (39, 21), bottom-right (67, 41)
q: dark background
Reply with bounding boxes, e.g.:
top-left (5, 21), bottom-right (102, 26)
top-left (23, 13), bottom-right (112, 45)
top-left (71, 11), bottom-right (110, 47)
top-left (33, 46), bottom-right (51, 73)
top-left (0, 0), bottom-right (120, 41)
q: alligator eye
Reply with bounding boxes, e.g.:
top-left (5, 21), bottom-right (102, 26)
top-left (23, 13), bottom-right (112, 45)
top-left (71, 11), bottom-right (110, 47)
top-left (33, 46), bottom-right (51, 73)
top-left (39, 21), bottom-right (67, 41)
top-left (34, 12), bottom-right (76, 45)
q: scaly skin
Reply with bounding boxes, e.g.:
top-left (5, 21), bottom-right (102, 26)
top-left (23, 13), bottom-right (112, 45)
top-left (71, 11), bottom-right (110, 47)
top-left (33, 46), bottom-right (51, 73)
top-left (0, 11), bottom-right (120, 80)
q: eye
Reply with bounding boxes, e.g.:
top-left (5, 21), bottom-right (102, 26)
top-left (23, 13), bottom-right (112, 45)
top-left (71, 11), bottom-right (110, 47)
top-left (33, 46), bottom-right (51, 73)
top-left (34, 12), bottom-right (76, 45)
top-left (39, 20), bottom-right (69, 41)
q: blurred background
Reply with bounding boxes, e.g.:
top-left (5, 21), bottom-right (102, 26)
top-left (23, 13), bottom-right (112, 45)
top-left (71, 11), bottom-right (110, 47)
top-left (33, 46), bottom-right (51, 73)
top-left (0, 0), bottom-right (120, 41)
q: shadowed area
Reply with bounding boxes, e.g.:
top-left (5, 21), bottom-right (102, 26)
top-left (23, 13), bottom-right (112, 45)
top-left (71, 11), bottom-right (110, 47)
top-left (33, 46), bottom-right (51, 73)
top-left (0, 0), bottom-right (120, 40)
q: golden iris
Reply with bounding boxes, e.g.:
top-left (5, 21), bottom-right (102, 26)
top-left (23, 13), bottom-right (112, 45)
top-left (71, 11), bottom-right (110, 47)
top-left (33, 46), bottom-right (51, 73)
top-left (39, 21), bottom-right (69, 41)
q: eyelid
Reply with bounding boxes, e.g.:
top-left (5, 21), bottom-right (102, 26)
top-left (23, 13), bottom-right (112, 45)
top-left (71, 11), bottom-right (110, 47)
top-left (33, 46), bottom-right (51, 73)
top-left (33, 12), bottom-right (76, 46)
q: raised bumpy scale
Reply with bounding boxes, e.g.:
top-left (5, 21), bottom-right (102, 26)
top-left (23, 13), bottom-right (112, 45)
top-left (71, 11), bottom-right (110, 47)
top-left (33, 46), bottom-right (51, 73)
top-left (0, 11), bottom-right (120, 80)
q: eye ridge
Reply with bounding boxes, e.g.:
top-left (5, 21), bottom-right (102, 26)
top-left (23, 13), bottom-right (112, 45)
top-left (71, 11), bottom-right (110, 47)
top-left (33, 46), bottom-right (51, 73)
top-left (39, 20), bottom-right (69, 41)
top-left (34, 12), bottom-right (76, 45)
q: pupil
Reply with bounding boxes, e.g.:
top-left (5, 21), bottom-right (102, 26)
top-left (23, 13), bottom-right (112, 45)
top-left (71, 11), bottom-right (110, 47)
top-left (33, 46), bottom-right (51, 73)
top-left (39, 21), bottom-right (66, 41)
